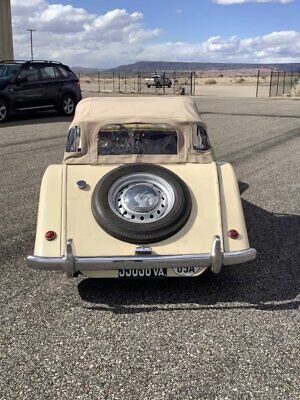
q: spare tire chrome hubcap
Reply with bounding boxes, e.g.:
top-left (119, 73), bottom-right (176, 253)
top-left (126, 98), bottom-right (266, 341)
top-left (108, 173), bottom-right (175, 223)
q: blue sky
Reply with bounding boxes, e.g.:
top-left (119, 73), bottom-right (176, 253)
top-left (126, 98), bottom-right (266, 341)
top-left (11, 0), bottom-right (300, 67)
top-left (49, 0), bottom-right (300, 41)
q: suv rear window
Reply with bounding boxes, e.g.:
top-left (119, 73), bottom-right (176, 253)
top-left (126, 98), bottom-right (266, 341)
top-left (98, 123), bottom-right (178, 155)
top-left (57, 66), bottom-right (70, 78)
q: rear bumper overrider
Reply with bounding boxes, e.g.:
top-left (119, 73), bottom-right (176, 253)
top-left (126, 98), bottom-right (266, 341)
top-left (27, 236), bottom-right (256, 278)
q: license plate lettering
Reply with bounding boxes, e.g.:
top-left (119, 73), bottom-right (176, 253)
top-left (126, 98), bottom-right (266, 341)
top-left (172, 266), bottom-right (201, 276)
top-left (118, 268), bottom-right (167, 278)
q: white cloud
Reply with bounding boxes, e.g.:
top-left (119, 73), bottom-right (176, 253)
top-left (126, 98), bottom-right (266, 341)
top-left (135, 31), bottom-right (300, 64)
top-left (11, 1), bottom-right (161, 65)
top-left (11, 0), bottom-right (300, 67)
top-left (212, 0), bottom-right (293, 4)
top-left (175, 8), bottom-right (183, 14)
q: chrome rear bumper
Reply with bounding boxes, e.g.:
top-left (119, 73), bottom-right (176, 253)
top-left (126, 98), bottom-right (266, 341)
top-left (27, 236), bottom-right (256, 278)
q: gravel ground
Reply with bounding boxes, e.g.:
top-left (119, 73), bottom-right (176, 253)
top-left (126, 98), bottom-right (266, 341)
top-left (0, 97), bottom-right (299, 400)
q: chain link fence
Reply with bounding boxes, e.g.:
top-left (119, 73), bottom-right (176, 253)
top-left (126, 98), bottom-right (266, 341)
top-left (77, 69), bottom-right (299, 98)
top-left (77, 71), bottom-right (196, 95)
top-left (256, 70), bottom-right (300, 97)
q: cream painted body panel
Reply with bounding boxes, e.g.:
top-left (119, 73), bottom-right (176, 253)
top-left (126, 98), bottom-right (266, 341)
top-left (34, 165), bottom-right (63, 257)
top-left (33, 161), bottom-right (250, 278)
top-left (217, 162), bottom-right (250, 252)
top-left (66, 163), bottom-right (223, 257)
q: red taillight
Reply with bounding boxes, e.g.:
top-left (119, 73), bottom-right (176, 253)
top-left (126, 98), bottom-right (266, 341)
top-left (45, 231), bottom-right (57, 241)
top-left (227, 229), bottom-right (239, 239)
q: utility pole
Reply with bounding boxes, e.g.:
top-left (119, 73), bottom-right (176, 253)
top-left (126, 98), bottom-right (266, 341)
top-left (27, 29), bottom-right (36, 60)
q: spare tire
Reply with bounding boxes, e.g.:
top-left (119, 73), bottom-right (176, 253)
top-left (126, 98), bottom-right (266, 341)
top-left (91, 164), bottom-right (192, 244)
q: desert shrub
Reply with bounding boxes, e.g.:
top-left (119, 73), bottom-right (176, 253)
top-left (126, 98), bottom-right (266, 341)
top-left (82, 77), bottom-right (92, 83)
top-left (235, 77), bottom-right (246, 84)
top-left (290, 84), bottom-right (300, 97)
top-left (205, 78), bottom-right (217, 85)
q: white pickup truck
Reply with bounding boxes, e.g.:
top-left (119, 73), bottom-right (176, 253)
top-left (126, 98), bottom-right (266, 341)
top-left (145, 74), bottom-right (172, 88)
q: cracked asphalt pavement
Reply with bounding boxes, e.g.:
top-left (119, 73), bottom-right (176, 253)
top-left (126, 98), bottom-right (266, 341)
top-left (0, 96), bottom-right (299, 400)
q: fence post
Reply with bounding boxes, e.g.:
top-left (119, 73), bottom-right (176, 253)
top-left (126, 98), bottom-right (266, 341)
top-left (163, 70), bottom-right (166, 95)
top-left (256, 70), bottom-right (260, 98)
top-left (193, 71), bottom-right (196, 95)
top-left (269, 71), bottom-right (273, 97)
top-left (290, 71), bottom-right (294, 90)
top-left (282, 71), bottom-right (286, 95)
top-left (104, 75), bottom-right (106, 92)
top-left (97, 72), bottom-right (100, 93)
top-left (112, 72), bottom-right (115, 92)
top-left (275, 71), bottom-right (280, 96)
top-left (118, 73), bottom-right (121, 93)
top-left (124, 73), bottom-right (127, 93)
top-left (173, 71), bottom-right (176, 95)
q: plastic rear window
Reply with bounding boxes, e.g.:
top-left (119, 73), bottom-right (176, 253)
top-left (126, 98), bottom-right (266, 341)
top-left (98, 123), bottom-right (178, 155)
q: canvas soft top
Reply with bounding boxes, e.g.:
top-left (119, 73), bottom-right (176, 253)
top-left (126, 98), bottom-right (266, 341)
top-left (64, 97), bottom-right (214, 165)
top-left (71, 96), bottom-right (203, 126)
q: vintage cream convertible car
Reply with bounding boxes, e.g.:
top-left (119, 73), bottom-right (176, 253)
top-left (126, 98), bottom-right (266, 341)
top-left (27, 97), bottom-right (256, 278)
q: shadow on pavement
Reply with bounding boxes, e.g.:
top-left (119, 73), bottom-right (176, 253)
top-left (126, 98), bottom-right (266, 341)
top-left (78, 198), bottom-right (300, 314)
top-left (200, 111), bottom-right (300, 119)
top-left (1, 112), bottom-right (72, 127)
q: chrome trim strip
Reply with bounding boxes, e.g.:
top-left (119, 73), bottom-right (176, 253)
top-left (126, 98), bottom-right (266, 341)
top-left (17, 105), bottom-right (54, 111)
top-left (27, 236), bottom-right (256, 277)
top-left (223, 248), bottom-right (257, 265)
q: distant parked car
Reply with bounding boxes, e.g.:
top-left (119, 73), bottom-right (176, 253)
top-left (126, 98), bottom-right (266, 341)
top-left (0, 60), bottom-right (82, 122)
top-left (145, 74), bottom-right (172, 88)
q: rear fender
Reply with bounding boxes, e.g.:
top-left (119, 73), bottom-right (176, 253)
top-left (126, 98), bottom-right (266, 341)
top-left (217, 162), bottom-right (250, 252)
top-left (34, 165), bottom-right (63, 257)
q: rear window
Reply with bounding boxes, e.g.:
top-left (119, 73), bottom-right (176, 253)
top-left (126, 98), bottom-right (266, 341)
top-left (57, 66), bottom-right (70, 79)
top-left (66, 126), bottom-right (81, 152)
top-left (98, 123), bottom-right (178, 155)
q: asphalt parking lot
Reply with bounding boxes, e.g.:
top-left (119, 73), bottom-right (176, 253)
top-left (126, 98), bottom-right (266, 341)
top-left (0, 96), bottom-right (299, 400)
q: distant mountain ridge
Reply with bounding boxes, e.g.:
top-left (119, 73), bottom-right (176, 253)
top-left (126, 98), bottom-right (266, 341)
top-left (107, 61), bottom-right (300, 73)
top-left (72, 61), bottom-right (300, 74)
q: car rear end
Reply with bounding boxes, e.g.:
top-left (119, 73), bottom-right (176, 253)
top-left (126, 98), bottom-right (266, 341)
top-left (62, 64), bottom-right (82, 104)
top-left (27, 97), bottom-right (256, 278)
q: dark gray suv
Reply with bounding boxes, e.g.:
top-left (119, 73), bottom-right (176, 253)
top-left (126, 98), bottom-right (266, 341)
top-left (0, 60), bottom-right (82, 122)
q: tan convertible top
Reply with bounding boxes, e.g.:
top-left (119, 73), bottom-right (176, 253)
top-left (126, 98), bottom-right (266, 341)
top-left (71, 96), bottom-right (202, 125)
top-left (64, 97), bottom-right (214, 164)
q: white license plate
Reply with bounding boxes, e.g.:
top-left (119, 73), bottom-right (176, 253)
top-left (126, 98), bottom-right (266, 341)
top-left (118, 268), bottom-right (167, 278)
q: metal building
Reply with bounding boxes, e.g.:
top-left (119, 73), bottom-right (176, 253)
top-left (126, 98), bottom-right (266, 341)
top-left (0, 0), bottom-right (14, 60)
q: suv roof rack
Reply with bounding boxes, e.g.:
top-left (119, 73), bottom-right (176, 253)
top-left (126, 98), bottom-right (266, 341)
top-left (0, 60), bottom-right (65, 66)
top-left (25, 60), bottom-right (64, 65)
